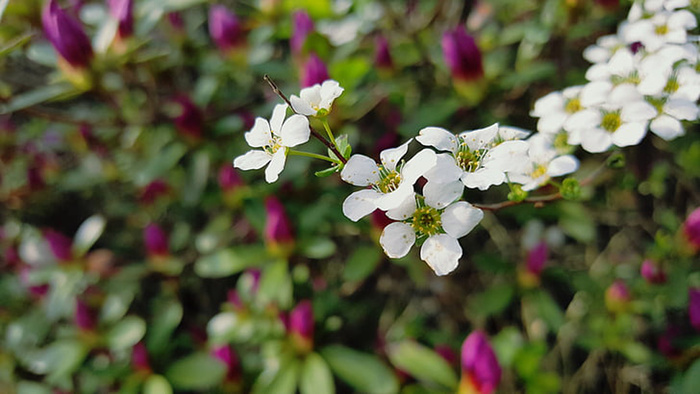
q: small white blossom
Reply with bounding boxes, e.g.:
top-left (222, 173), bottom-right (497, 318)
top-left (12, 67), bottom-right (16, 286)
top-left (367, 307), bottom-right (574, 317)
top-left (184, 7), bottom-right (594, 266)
top-left (622, 10), bottom-right (697, 52)
top-left (379, 197), bottom-right (483, 276)
top-left (290, 80), bottom-right (344, 116)
top-left (340, 140), bottom-right (437, 221)
top-left (530, 86), bottom-right (585, 134)
top-left (508, 137), bottom-right (579, 191)
top-left (233, 104), bottom-right (310, 183)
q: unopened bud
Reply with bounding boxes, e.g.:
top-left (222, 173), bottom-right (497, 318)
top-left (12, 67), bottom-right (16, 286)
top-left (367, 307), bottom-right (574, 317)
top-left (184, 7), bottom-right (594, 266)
top-left (143, 223), bottom-right (169, 257)
top-left (301, 53), bottom-right (329, 88)
top-left (560, 178), bottom-right (581, 200)
top-left (289, 300), bottom-right (314, 354)
top-left (640, 259), bottom-right (666, 284)
top-left (459, 331), bottom-right (501, 394)
top-left (605, 280), bottom-right (631, 313)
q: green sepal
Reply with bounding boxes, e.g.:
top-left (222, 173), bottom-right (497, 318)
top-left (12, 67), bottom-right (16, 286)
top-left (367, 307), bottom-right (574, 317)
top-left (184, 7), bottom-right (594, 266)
top-left (560, 178), bottom-right (581, 200)
top-left (508, 184), bottom-right (528, 202)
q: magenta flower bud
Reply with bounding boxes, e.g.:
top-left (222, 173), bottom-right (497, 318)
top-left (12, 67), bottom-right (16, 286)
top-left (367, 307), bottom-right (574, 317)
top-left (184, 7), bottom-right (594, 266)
top-left (374, 35), bottom-right (393, 70)
top-left (4, 245), bottom-right (20, 267)
top-left (44, 229), bottom-right (73, 262)
top-left (690, 288), bottom-right (700, 331)
top-left (218, 165), bottom-right (244, 192)
top-left (442, 26), bottom-right (484, 82)
top-left (108, 0), bottom-right (134, 39)
top-left (289, 300), bottom-right (314, 353)
top-left (173, 96), bottom-right (204, 140)
top-left (211, 345), bottom-right (242, 382)
top-left (167, 12), bottom-right (184, 31)
top-left (140, 179), bottom-right (170, 205)
top-left (291, 10), bottom-right (314, 55)
top-left (459, 331), bottom-right (501, 394)
top-left (264, 197), bottom-right (294, 253)
top-left (227, 289), bottom-right (244, 310)
top-left (143, 223), bottom-right (169, 257)
top-left (42, 0), bottom-right (94, 68)
top-left (605, 280), bottom-right (631, 313)
top-left (683, 207), bottom-right (700, 250)
top-left (131, 342), bottom-right (151, 372)
top-left (434, 344), bottom-right (458, 367)
top-left (526, 241), bottom-right (548, 276)
top-left (208, 5), bottom-right (244, 53)
top-left (75, 299), bottom-right (95, 331)
top-left (657, 324), bottom-right (681, 358)
top-left (640, 259), bottom-right (666, 284)
top-left (300, 53), bottom-right (329, 88)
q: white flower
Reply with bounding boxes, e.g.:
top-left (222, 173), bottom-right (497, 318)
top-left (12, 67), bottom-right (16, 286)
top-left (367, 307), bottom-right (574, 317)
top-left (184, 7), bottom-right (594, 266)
top-left (648, 97), bottom-right (699, 140)
top-left (417, 123), bottom-right (529, 191)
top-left (507, 137), bottom-right (579, 191)
top-left (379, 197), bottom-right (483, 276)
top-left (233, 104), bottom-right (310, 183)
top-left (530, 86), bottom-right (585, 134)
top-left (583, 34), bottom-right (625, 65)
top-left (622, 10), bottom-right (697, 52)
top-left (290, 80), bottom-right (344, 116)
top-left (340, 140), bottom-right (437, 221)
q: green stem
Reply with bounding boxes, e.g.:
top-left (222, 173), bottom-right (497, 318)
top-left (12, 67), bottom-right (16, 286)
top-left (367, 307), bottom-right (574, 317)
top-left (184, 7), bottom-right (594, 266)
top-left (321, 119), bottom-right (338, 149)
top-left (288, 149), bottom-right (338, 164)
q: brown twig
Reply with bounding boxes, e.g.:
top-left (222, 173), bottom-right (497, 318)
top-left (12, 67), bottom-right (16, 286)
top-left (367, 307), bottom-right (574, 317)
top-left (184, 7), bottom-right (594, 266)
top-left (263, 75), bottom-right (348, 164)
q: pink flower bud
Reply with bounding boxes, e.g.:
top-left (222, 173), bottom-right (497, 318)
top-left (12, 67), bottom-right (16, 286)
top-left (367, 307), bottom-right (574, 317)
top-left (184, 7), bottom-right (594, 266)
top-left (442, 26), bottom-right (484, 82)
top-left (208, 5), bottom-right (245, 53)
top-left (291, 10), bottom-right (314, 55)
top-left (683, 207), bottom-right (700, 250)
top-left (211, 345), bottom-right (242, 382)
top-left (690, 288), bottom-right (700, 331)
top-left (374, 35), bottom-right (393, 71)
top-left (657, 324), bottom-right (681, 359)
top-left (75, 299), bottom-right (96, 331)
top-left (640, 259), bottom-right (666, 284)
top-left (526, 241), bottom-right (548, 276)
top-left (460, 331), bottom-right (501, 394)
top-left (140, 179), bottom-right (170, 205)
top-left (173, 96), bottom-right (204, 140)
top-left (167, 12), bottom-right (184, 31)
top-left (300, 53), bottom-right (329, 88)
top-left (218, 165), bottom-right (244, 192)
top-left (42, 0), bottom-right (94, 68)
top-left (131, 342), bottom-right (151, 373)
top-left (108, 0), bottom-right (134, 39)
top-left (44, 229), bottom-right (73, 262)
top-left (605, 280), bottom-right (631, 313)
top-left (264, 197), bottom-right (294, 251)
top-left (227, 289), bottom-right (244, 310)
top-left (434, 344), bottom-right (458, 367)
top-left (289, 300), bottom-right (314, 353)
top-left (143, 223), bottom-right (169, 257)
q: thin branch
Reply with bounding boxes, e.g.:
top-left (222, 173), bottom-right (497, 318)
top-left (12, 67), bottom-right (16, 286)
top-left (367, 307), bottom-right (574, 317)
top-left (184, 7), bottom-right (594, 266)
top-left (263, 75), bottom-right (348, 164)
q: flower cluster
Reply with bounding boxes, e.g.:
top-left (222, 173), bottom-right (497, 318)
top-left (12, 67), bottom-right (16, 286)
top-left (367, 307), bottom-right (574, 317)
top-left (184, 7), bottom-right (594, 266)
top-left (531, 0), bottom-right (699, 153)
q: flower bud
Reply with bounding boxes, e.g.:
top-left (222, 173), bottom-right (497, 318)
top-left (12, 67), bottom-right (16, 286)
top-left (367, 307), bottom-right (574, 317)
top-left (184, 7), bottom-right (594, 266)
top-left (208, 5), bottom-right (245, 54)
top-left (131, 342), bottom-right (151, 373)
top-left (640, 259), bottom-right (666, 284)
top-left (518, 241), bottom-right (547, 288)
top-left (108, 0), bottom-right (134, 40)
top-left (173, 96), bottom-right (204, 140)
top-left (289, 300), bottom-right (314, 354)
top-left (140, 179), bottom-right (170, 205)
top-left (44, 229), bottom-right (73, 262)
top-left (374, 35), bottom-right (394, 72)
top-left (143, 223), bottom-right (169, 257)
top-left (211, 345), bottom-right (242, 383)
top-left (264, 197), bottom-right (294, 256)
top-left (300, 53), bottom-right (329, 88)
top-left (605, 280), bottom-right (631, 313)
top-left (291, 10), bottom-right (314, 55)
top-left (459, 331), bottom-right (501, 394)
top-left (683, 207), bottom-right (700, 251)
top-left (442, 26), bottom-right (484, 83)
top-left (75, 299), bottom-right (96, 331)
top-left (42, 0), bottom-right (93, 69)
top-left (434, 344), bottom-right (458, 367)
top-left (218, 165), bottom-right (244, 192)
top-left (657, 324), bottom-right (681, 359)
top-left (690, 288), bottom-right (700, 331)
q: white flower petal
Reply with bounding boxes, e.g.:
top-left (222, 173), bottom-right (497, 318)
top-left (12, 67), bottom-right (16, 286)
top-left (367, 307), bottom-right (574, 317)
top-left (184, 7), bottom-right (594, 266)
top-left (611, 122), bottom-right (647, 147)
top-left (585, 63), bottom-right (610, 81)
top-left (280, 115), bottom-right (310, 147)
top-left (342, 189), bottom-right (381, 222)
top-left (319, 80), bottom-right (344, 109)
top-left (245, 118), bottom-right (272, 148)
top-left (537, 112), bottom-right (568, 134)
top-left (300, 85), bottom-right (322, 108)
top-left (380, 222), bottom-right (415, 259)
top-left (264, 149), bottom-right (287, 183)
top-left (416, 127), bottom-right (459, 152)
top-left (607, 48), bottom-right (635, 77)
top-left (424, 153), bottom-right (462, 183)
top-left (547, 155), bottom-right (579, 177)
top-left (650, 115), bottom-right (684, 140)
top-left (420, 234), bottom-right (462, 276)
top-left (386, 194), bottom-right (417, 221)
top-left (564, 109), bottom-right (601, 132)
top-left (374, 183), bottom-right (415, 211)
top-left (441, 202), bottom-right (483, 239)
top-left (581, 128), bottom-right (612, 153)
top-left (461, 167), bottom-right (505, 190)
top-left (580, 81), bottom-right (612, 107)
top-left (531, 92), bottom-right (564, 117)
top-left (290, 95), bottom-right (316, 116)
top-left (340, 155), bottom-right (381, 186)
top-left (270, 104), bottom-right (288, 134)
top-left (485, 140), bottom-right (530, 172)
top-left (621, 100), bottom-right (657, 122)
top-left (424, 180), bottom-right (463, 209)
top-left (380, 139), bottom-right (412, 171)
top-left (665, 99), bottom-right (698, 121)
top-left (460, 123), bottom-right (499, 151)
top-left (401, 149), bottom-right (437, 184)
top-left (608, 84), bottom-right (642, 106)
top-left (233, 150), bottom-right (272, 170)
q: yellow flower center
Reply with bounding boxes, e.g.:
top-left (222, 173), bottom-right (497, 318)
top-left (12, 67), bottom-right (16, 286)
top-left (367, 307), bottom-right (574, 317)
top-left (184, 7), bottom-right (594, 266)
top-left (565, 98), bottom-right (582, 113)
top-left (376, 167), bottom-right (402, 193)
top-left (655, 24), bottom-right (668, 35)
top-left (601, 112), bottom-right (621, 132)
top-left (410, 206), bottom-right (442, 236)
top-left (663, 77), bottom-right (679, 94)
top-left (531, 164), bottom-right (548, 179)
top-left (456, 139), bottom-right (486, 172)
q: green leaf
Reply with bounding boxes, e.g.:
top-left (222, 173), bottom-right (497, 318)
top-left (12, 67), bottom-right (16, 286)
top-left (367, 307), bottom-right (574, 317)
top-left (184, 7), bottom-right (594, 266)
top-left (146, 298), bottom-right (183, 354)
top-left (28, 340), bottom-right (88, 380)
top-left (194, 246), bottom-right (267, 278)
top-left (466, 284), bottom-right (514, 319)
top-left (106, 316), bottom-right (146, 351)
top-left (135, 142), bottom-right (187, 185)
top-left (299, 353), bottom-right (334, 394)
top-left (681, 359), bottom-right (700, 394)
top-left (0, 83), bottom-right (76, 115)
top-left (72, 215), bottom-right (106, 257)
top-left (15, 381), bottom-right (52, 394)
top-left (529, 291), bottom-right (565, 332)
top-left (143, 374), bottom-right (173, 394)
top-left (491, 327), bottom-right (525, 369)
top-left (258, 260), bottom-right (293, 309)
top-left (166, 353), bottom-right (227, 390)
top-left (100, 290), bottom-right (135, 324)
top-left (252, 357), bottom-right (300, 394)
top-left (314, 166), bottom-right (339, 178)
top-left (321, 345), bottom-right (398, 394)
top-left (206, 311), bottom-right (256, 344)
top-left (386, 340), bottom-right (458, 389)
top-left (0, 32), bottom-right (32, 57)
top-left (182, 150), bottom-right (210, 206)
top-left (300, 237), bottom-right (336, 259)
top-left (343, 245), bottom-right (382, 283)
